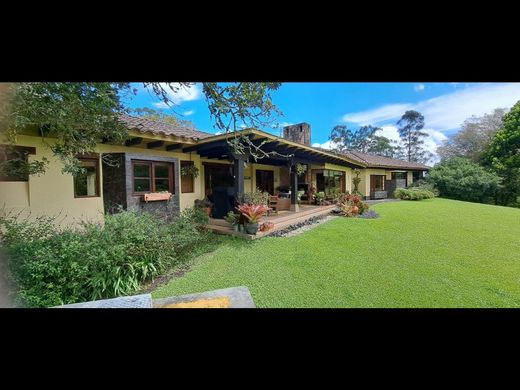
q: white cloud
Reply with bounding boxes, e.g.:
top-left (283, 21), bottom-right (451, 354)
top-left (312, 140), bottom-right (340, 150)
top-left (147, 83), bottom-right (202, 107)
top-left (183, 110), bottom-right (195, 116)
top-left (414, 83), bottom-right (425, 92)
top-left (343, 103), bottom-right (413, 125)
top-left (239, 123), bottom-right (247, 129)
top-left (343, 83), bottom-right (520, 132)
top-left (153, 101), bottom-right (170, 109)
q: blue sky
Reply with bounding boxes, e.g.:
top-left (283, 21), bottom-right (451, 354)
top-left (125, 82), bottom-right (520, 161)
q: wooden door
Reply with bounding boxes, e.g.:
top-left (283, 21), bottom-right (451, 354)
top-left (256, 169), bottom-right (274, 194)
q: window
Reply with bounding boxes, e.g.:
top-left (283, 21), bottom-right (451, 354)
top-left (181, 161), bottom-right (195, 193)
top-left (314, 169), bottom-right (345, 194)
top-left (370, 175), bottom-right (385, 191)
top-left (132, 160), bottom-right (174, 194)
top-left (0, 145), bottom-right (36, 181)
top-left (74, 157), bottom-right (100, 197)
top-left (391, 172), bottom-right (407, 188)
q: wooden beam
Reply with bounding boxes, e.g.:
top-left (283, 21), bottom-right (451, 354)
top-left (147, 140), bottom-right (165, 149)
top-left (125, 137), bottom-right (143, 147)
top-left (166, 143), bottom-right (183, 151)
top-left (234, 155), bottom-right (245, 199)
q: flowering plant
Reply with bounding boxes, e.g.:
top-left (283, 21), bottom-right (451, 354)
top-left (236, 203), bottom-right (270, 223)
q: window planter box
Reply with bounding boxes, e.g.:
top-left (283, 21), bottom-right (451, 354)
top-left (142, 192), bottom-right (172, 202)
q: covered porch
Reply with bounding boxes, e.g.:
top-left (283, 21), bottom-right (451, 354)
top-left (184, 129), bottom-right (364, 218)
top-left (207, 204), bottom-right (337, 240)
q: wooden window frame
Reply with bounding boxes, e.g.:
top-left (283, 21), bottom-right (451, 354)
top-left (74, 156), bottom-right (100, 198)
top-left (0, 145), bottom-right (36, 182)
top-left (180, 161), bottom-right (195, 194)
top-left (132, 160), bottom-right (174, 195)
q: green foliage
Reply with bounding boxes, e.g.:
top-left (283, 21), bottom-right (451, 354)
top-left (2, 209), bottom-right (209, 307)
top-left (438, 108), bottom-right (506, 162)
top-left (2, 82), bottom-right (283, 177)
top-left (329, 124), bottom-right (395, 157)
top-left (352, 168), bottom-right (362, 195)
top-left (131, 107), bottom-right (196, 129)
top-left (428, 157), bottom-right (500, 203)
top-left (394, 187), bottom-right (435, 200)
top-left (3, 83), bottom-right (132, 175)
top-left (396, 110), bottom-right (432, 163)
top-left (314, 191), bottom-right (325, 204)
top-left (180, 164), bottom-right (200, 178)
top-left (484, 101), bottom-right (520, 206)
top-left (295, 163), bottom-right (307, 176)
top-left (237, 188), bottom-right (269, 205)
top-left (224, 211), bottom-right (239, 225)
top-left (408, 179), bottom-right (440, 196)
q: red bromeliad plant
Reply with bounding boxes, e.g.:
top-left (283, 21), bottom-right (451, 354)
top-left (337, 193), bottom-right (369, 217)
top-left (236, 204), bottom-right (270, 224)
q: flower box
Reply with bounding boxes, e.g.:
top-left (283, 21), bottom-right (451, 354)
top-left (142, 192), bottom-right (172, 202)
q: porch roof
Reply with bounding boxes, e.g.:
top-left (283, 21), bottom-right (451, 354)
top-left (182, 128), bottom-right (367, 168)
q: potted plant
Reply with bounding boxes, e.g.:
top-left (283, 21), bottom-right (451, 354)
top-left (314, 191), bottom-right (325, 205)
top-left (194, 198), bottom-right (213, 216)
top-left (236, 203), bottom-right (270, 235)
top-left (224, 211), bottom-right (240, 231)
top-left (180, 164), bottom-right (200, 178)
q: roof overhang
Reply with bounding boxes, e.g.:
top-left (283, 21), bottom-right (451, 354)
top-left (184, 129), bottom-right (366, 168)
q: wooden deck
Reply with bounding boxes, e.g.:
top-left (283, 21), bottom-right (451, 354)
top-left (207, 205), bottom-right (336, 240)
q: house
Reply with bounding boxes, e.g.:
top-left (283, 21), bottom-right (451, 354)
top-left (0, 115), bottom-right (429, 226)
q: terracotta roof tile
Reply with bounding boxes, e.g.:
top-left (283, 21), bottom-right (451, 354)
top-left (313, 147), bottom-right (429, 170)
top-left (119, 114), bottom-right (214, 141)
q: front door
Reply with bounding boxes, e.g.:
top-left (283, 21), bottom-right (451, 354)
top-left (256, 169), bottom-right (274, 194)
top-left (370, 175), bottom-right (386, 198)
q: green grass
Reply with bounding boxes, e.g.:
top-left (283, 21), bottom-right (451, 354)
top-left (152, 198), bottom-right (520, 307)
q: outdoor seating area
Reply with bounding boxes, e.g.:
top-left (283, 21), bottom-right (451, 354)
top-left (207, 204), bottom-right (336, 239)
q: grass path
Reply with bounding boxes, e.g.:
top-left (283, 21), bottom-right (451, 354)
top-left (153, 199), bottom-right (520, 307)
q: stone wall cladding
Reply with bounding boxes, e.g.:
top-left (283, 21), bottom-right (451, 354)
top-left (124, 152), bottom-right (180, 219)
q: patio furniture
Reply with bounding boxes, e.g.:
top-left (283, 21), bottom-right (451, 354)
top-left (268, 195), bottom-right (291, 214)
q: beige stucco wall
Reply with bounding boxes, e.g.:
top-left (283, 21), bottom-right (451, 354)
top-left (0, 135), bottom-right (105, 226)
top-left (0, 134), bottom-right (211, 225)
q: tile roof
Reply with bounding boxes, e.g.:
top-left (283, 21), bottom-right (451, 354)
top-left (119, 114), bottom-right (214, 141)
top-left (313, 147), bottom-right (430, 170)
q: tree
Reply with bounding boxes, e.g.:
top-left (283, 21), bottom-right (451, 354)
top-left (0, 82), bottom-right (282, 175)
top-left (427, 157), bottom-right (500, 204)
top-left (437, 108), bottom-right (507, 162)
top-left (131, 107), bottom-right (196, 129)
top-left (329, 124), bottom-right (395, 156)
top-left (396, 110), bottom-right (432, 163)
top-left (484, 101), bottom-right (520, 206)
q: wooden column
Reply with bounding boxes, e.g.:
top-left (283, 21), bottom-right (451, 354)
top-left (234, 155), bottom-right (245, 202)
top-left (290, 167), bottom-right (299, 212)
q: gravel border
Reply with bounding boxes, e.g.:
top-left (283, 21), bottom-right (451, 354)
top-left (266, 214), bottom-right (338, 238)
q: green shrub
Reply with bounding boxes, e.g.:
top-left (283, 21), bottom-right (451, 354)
top-left (427, 157), bottom-right (500, 203)
top-left (408, 179), bottom-right (440, 196)
top-left (394, 187), bottom-right (436, 200)
top-left (2, 208), bottom-right (209, 307)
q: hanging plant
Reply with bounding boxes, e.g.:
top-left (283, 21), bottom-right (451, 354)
top-left (296, 163), bottom-right (307, 176)
top-left (181, 164), bottom-right (200, 178)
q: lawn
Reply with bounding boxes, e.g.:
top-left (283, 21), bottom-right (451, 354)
top-left (152, 198), bottom-right (520, 307)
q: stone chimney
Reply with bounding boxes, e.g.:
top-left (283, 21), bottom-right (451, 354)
top-left (283, 123), bottom-right (311, 146)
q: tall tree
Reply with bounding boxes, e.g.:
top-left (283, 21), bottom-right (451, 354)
top-left (131, 107), bottom-right (196, 129)
top-left (396, 110), bottom-right (431, 163)
top-left (484, 101), bottom-right (520, 206)
top-left (437, 108), bottom-right (507, 162)
top-left (329, 124), bottom-right (395, 156)
top-left (0, 82), bottom-right (282, 175)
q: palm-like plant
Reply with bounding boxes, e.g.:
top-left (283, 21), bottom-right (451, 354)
top-left (236, 204), bottom-right (270, 224)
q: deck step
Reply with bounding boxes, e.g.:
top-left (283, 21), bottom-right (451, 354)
top-left (206, 205), bottom-right (336, 240)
